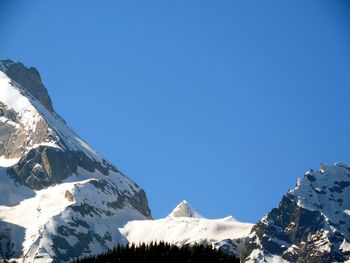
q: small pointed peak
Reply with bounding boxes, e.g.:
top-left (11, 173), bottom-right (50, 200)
top-left (167, 200), bottom-right (205, 218)
top-left (320, 163), bottom-right (326, 173)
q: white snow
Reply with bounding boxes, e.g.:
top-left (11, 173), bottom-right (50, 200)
top-left (244, 249), bottom-right (289, 263)
top-left (0, 181), bottom-right (77, 255)
top-left (0, 71), bottom-right (33, 113)
top-left (0, 167), bottom-right (148, 263)
top-left (340, 239), bottom-right (350, 252)
top-left (121, 216), bottom-right (252, 244)
top-left (119, 201), bottom-right (253, 256)
top-left (0, 156), bottom-right (20, 167)
top-left (265, 255), bottom-right (290, 263)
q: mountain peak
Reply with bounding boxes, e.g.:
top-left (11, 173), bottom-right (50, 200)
top-left (0, 59), bottom-right (54, 112)
top-left (242, 162), bottom-right (350, 262)
top-left (0, 60), bottom-right (152, 262)
top-left (120, 200), bottom-right (253, 257)
top-left (167, 200), bottom-right (204, 218)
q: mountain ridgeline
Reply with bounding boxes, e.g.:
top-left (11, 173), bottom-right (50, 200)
top-left (0, 60), bottom-right (350, 263)
top-left (0, 60), bottom-right (151, 262)
top-left (242, 163), bottom-right (350, 262)
top-left (119, 200), bottom-right (253, 257)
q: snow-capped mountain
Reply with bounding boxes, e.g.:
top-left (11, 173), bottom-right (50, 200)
top-left (119, 200), bottom-right (253, 257)
top-left (242, 163), bottom-right (350, 262)
top-left (3, 59), bottom-right (350, 263)
top-left (0, 59), bottom-right (151, 263)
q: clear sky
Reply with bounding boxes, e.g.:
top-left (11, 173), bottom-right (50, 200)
top-left (1, 1), bottom-right (350, 222)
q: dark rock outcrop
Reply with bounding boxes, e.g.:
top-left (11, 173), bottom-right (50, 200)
top-left (0, 60), bottom-right (152, 262)
top-left (1, 59), bottom-right (54, 111)
top-left (0, 221), bottom-right (25, 261)
top-left (242, 164), bottom-right (350, 262)
top-left (7, 144), bottom-right (122, 191)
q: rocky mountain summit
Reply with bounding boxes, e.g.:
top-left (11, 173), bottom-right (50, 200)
top-left (167, 200), bottom-right (204, 218)
top-left (242, 163), bottom-right (350, 262)
top-left (0, 60), bottom-right (151, 262)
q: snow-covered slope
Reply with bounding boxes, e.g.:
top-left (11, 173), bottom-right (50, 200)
top-left (0, 60), bottom-right (151, 262)
top-left (242, 163), bottom-right (350, 262)
top-left (120, 200), bottom-right (253, 257)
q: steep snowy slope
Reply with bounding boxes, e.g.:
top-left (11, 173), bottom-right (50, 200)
top-left (120, 200), bottom-right (253, 257)
top-left (0, 60), bottom-right (151, 263)
top-left (242, 163), bottom-right (350, 262)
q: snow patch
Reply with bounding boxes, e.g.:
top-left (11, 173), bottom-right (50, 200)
top-left (0, 156), bottom-right (20, 167)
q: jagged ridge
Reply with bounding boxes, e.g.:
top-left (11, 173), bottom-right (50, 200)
top-left (0, 60), bottom-right (151, 263)
top-left (242, 163), bottom-right (350, 262)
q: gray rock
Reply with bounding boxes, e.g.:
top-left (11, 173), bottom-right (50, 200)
top-left (0, 59), bottom-right (54, 112)
top-left (0, 221), bottom-right (25, 260)
top-left (242, 166), bottom-right (350, 262)
top-left (0, 60), bottom-right (152, 262)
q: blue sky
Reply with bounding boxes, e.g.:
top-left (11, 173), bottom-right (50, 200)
top-left (1, 1), bottom-right (350, 222)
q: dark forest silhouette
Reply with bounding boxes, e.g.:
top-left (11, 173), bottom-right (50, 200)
top-left (73, 242), bottom-right (240, 263)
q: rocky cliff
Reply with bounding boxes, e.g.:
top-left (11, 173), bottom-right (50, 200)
top-left (242, 163), bottom-right (350, 262)
top-left (0, 59), bottom-right (151, 263)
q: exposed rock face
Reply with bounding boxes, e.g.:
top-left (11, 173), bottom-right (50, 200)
top-left (65, 190), bottom-right (74, 202)
top-left (0, 60), bottom-right (152, 262)
top-left (0, 221), bottom-right (25, 260)
top-left (7, 145), bottom-right (120, 190)
top-left (168, 200), bottom-right (204, 218)
top-left (242, 163), bottom-right (350, 262)
top-left (0, 59), bottom-right (54, 112)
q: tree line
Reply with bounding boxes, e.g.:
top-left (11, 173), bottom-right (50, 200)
top-left (73, 242), bottom-right (240, 263)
